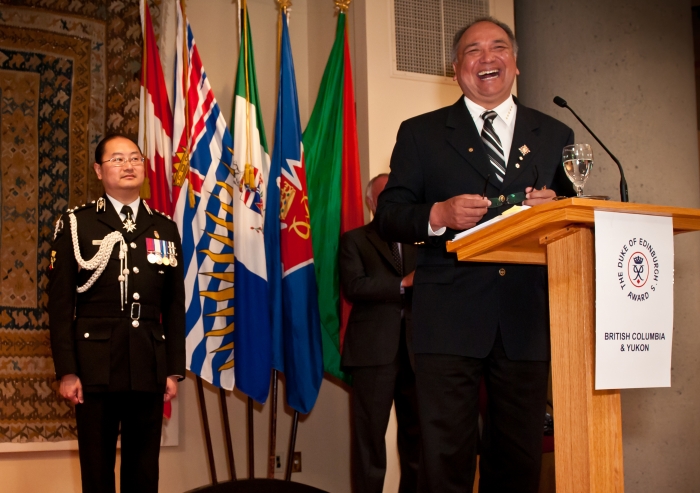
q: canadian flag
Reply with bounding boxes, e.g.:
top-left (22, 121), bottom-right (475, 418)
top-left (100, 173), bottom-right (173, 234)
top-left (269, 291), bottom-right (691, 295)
top-left (139, 0), bottom-right (174, 419)
top-left (138, 0), bottom-right (173, 215)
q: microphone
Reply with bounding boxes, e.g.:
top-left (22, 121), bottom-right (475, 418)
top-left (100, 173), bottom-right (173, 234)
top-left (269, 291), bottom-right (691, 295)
top-left (553, 96), bottom-right (629, 202)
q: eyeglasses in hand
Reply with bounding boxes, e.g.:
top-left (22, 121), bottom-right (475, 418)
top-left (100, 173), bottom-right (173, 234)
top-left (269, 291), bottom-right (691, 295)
top-left (483, 165), bottom-right (540, 209)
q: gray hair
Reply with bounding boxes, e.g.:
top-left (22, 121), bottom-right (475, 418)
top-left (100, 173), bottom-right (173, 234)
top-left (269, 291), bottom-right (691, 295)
top-left (451, 16), bottom-right (518, 63)
top-left (365, 173), bottom-right (389, 209)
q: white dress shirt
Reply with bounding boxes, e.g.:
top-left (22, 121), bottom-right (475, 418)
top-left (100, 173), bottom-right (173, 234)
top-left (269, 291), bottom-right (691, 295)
top-left (106, 194), bottom-right (141, 222)
top-left (428, 95), bottom-right (518, 236)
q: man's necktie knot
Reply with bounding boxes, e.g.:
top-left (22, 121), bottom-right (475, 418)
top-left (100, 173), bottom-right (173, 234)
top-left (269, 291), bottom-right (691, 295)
top-left (481, 110), bottom-right (498, 124)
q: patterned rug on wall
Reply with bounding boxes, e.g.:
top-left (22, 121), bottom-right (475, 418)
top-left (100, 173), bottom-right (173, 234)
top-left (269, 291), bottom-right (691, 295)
top-left (0, 0), bottom-right (161, 444)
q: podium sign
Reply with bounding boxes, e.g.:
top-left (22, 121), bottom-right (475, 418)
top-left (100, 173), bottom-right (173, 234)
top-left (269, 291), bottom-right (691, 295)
top-left (594, 211), bottom-right (674, 389)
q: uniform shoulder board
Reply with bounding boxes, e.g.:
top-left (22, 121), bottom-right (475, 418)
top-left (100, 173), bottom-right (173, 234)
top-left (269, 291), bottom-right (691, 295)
top-left (153, 208), bottom-right (175, 222)
top-left (68, 202), bottom-right (92, 214)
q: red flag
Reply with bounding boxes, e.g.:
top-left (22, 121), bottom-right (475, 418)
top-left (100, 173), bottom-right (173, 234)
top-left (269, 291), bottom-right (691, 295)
top-left (339, 27), bottom-right (364, 349)
top-left (139, 0), bottom-right (174, 215)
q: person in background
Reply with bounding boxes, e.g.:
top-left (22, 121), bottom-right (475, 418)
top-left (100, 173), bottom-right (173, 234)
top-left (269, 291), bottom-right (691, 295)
top-left (340, 173), bottom-right (421, 493)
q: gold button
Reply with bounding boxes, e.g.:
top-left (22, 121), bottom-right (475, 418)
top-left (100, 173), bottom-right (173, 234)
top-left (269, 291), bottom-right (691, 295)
top-left (468, 147), bottom-right (474, 152)
top-left (133, 292), bottom-right (140, 300)
top-left (162, 335), bottom-right (166, 340)
top-left (515, 163), bottom-right (520, 168)
top-left (130, 242), bottom-right (137, 249)
top-left (519, 156), bottom-right (524, 161)
top-left (133, 267), bottom-right (139, 274)
top-left (499, 268), bottom-right (506, 276)
top-left (499, 195), bottom-right (505, 203)
top-left (132, 320), bottom-right (140, 328)
top-left (84, 333), bottom-right (89, 338)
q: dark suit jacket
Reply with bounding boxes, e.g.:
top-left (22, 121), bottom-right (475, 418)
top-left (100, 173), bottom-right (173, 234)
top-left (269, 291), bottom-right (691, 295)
top-left (48, 197), bottom-right (186, 393)
top-left (375, 97), bottom-right (575, 361)
top-left (339, 220), bottom-right (417, 367)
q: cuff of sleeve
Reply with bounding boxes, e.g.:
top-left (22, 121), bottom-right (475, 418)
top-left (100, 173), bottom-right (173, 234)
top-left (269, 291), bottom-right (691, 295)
top-left (427, 203), bottom-right (446, 236)
top-left (428, 223), bottom-right (446, 236)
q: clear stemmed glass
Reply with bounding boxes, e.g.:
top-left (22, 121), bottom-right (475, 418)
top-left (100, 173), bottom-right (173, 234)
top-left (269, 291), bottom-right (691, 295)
top-left (562, 144), bottom-right (593, 197)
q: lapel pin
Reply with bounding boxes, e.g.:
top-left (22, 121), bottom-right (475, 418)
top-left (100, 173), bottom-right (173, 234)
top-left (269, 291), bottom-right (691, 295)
top-left (519, 145), bottom-right (531, 156)
top-left (96, 197), bottom-right (106, 212)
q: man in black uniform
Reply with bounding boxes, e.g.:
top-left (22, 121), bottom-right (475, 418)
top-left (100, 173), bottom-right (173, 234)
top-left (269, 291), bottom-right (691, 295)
top-left (48, 134), bottom-right (185, 493)
top-left (340, 173), bottom-right (420, 493)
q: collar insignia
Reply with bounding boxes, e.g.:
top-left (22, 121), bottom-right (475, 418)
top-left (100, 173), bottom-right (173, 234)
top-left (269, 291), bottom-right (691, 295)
top-left (519, 145), bottom-right (531, 156)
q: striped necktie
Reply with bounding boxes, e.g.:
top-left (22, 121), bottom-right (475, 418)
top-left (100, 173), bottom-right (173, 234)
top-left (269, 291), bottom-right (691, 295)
top-left (481, 110), bottom-right (506, 182)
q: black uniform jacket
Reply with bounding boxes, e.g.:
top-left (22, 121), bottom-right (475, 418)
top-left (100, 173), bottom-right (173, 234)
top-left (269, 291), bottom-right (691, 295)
top-left (48, 197), bottom-right (186, 393)
top-left (339, 220), bottom-right (417, 367)
top-left (375, 97), bottom-right (575, 361)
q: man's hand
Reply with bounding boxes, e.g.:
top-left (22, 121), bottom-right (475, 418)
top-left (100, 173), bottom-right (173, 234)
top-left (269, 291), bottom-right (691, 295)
top-left (164, 376), bottom-right (178, 402)
top-left (401, 271), bottom-right (415, 288)
top-left (429, 195), bottom-right (490, 231)
top-left (60, 374), bottom-right (83, 405)
top-left (523, 187), bottom-right (557, 206)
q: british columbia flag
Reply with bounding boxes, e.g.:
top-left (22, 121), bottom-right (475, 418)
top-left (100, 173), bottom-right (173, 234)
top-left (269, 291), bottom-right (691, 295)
top-left (172, 2), bottom-right (235, 390)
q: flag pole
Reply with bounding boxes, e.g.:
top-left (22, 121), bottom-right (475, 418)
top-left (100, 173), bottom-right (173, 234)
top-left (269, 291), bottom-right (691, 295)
top-left (247, 396), bottom-right (255, 478)
top-left (266, 0), bottom-right (292, 479)
top-left (284, 411), bottom-right (300, 481)
top-left (240, 0), bottom-right (258, 480)
top-left (196, 376), bottom-right (218, 484)
top-left (267, 371), bottom-right (279, 478)
top-left (219, 388), bottom-right (237, 480)
top-left (139, 0), bottom-right (151, 199)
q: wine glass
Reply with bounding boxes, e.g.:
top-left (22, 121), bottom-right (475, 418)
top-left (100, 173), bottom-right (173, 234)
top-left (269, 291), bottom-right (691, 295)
top-left (562, 144), bottom-right (593, 197)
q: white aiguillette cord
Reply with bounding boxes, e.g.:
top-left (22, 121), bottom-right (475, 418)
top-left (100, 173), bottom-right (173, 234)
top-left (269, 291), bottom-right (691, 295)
top-left (68, 213), bottom-right (129, 310)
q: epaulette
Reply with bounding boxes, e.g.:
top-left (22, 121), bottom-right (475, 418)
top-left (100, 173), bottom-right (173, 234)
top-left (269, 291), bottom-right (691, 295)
top-left (152, 207), bottom-right (174, 222)
top-left (142, 199), bottom-right (153, 215)
top-left (65, 201), bottom-right (94, 214)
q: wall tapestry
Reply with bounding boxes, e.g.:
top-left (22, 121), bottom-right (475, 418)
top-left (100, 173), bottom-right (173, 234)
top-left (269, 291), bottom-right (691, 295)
top-left (0, 0), bottom-right (162, 446)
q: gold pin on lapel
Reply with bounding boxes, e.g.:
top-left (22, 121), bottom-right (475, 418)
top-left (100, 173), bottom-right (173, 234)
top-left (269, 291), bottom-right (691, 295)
top-left (519, 145), bottom-right (531, 156)
top-left (154, 231), bottom-right (160, 239)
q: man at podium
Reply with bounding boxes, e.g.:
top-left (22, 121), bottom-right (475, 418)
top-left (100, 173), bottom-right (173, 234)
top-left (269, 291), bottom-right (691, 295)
top-left (375, 17), bottom-right (575, 493)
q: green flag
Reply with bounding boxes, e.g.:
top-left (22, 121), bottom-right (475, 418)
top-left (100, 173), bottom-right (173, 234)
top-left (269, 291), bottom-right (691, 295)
top-left (304, 12), bottom-right (364, 383)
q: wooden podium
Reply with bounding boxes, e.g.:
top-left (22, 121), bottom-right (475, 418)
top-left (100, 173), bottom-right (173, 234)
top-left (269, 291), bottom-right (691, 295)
top-left (446, 198), bottom-right (700, 493)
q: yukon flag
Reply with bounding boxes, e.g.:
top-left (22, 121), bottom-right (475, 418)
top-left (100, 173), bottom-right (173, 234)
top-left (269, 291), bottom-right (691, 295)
top-left (264, 9), bottom-right (323, 415)
top-left (231, 5), bottom-right (272, 404)
top-left (173, 1), bottom-right (235, 390)
top-left (138, 0), bottom-right (173, 213)
top-left (304, 8), bottom-right (364, 383)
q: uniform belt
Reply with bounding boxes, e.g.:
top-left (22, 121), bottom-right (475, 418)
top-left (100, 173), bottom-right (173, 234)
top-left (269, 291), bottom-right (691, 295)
top-left (76, 303), bottom-right (161, 320)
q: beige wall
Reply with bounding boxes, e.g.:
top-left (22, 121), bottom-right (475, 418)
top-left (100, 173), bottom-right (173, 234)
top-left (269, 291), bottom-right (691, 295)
top-left (515, 0), bottom-right (700, 491)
